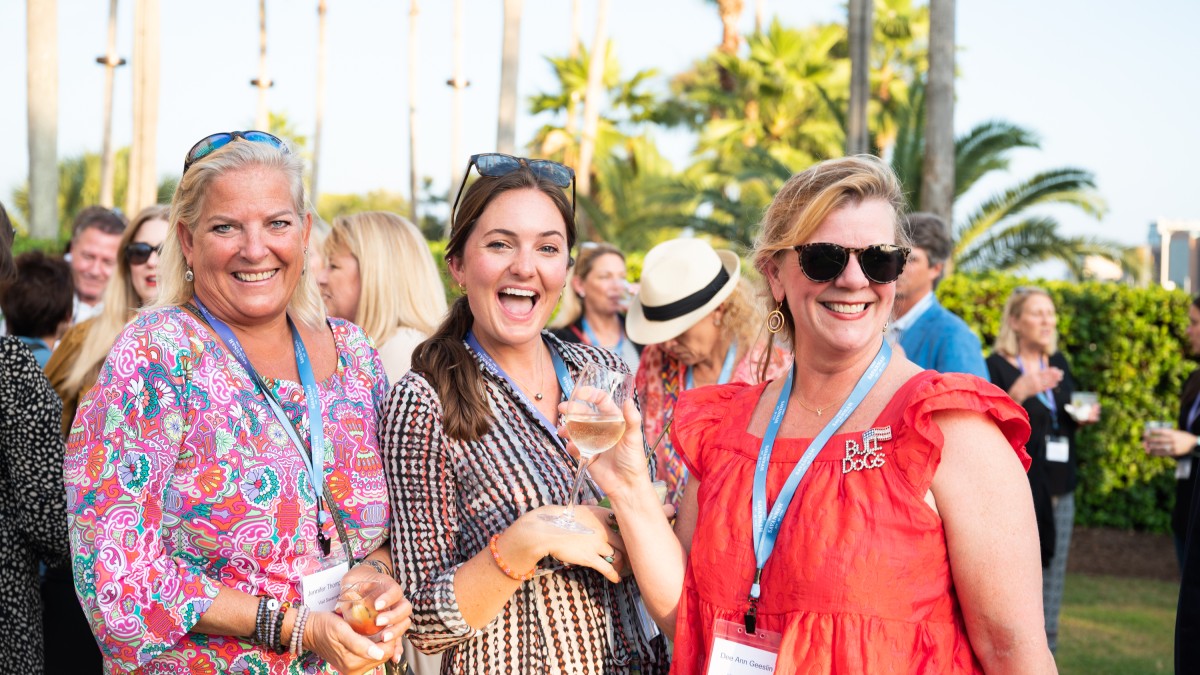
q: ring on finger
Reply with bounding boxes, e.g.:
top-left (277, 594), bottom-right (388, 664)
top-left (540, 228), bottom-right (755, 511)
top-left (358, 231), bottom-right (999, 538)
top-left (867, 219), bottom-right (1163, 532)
top-left (602, 552), bottom-right (616, 564)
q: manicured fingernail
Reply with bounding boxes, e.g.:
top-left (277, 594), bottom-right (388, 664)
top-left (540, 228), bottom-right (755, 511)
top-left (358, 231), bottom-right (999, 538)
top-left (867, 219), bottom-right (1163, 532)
top-left (368, 646), bottom-right (385, 660)
top-left (376, 598), bottom-right (388, 611)
top-left (383, 631), bottom-right (394, 641)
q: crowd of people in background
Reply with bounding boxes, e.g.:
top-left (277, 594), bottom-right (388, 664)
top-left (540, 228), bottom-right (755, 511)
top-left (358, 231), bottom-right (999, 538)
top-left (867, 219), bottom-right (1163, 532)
top-left (2, 132), bottom-right (1198, 673)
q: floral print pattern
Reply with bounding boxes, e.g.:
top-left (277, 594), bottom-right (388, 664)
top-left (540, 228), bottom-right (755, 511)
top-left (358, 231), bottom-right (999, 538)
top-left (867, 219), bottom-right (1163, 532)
top-left (65, 306), bottom-right (390, 673)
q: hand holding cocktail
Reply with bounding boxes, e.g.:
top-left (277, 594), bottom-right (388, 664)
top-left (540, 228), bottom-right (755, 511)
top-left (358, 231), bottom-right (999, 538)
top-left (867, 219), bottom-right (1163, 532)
top-left (540, 362), bottom-right (632, 534)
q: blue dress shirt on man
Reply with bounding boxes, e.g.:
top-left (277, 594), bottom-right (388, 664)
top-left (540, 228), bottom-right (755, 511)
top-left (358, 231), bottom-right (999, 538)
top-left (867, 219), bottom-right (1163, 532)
top-left (890, 293), bottom-right (988, 377)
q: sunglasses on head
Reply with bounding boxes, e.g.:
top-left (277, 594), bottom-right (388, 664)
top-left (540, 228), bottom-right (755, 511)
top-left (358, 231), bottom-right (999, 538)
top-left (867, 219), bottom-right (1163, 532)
top-left (450, 153), bottom-right (575, 225)
top-left (182, 130), bottom-right (289, 176)
top-left (125, 242), bottom-right (162, 265)
top-left (794, 242), bottom-right (910, 284)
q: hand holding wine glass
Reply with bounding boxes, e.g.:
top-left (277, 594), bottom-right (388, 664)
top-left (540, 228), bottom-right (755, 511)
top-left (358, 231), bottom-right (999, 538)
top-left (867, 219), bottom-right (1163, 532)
top-left (540, 362), bottom-right (632, 534)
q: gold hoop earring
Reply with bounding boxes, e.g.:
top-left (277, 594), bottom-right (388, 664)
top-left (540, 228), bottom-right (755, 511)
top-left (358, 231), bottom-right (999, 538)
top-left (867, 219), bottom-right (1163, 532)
top-left (767, 301), bottom-right (786, 334)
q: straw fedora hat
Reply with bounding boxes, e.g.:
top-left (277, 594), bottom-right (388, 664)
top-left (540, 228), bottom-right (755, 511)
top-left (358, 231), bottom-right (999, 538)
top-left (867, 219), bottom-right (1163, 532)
top-left (626, 238), bottom-right (741, 345)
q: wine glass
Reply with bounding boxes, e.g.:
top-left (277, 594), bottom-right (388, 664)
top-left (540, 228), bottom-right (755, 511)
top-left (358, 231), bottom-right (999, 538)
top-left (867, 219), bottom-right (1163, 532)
top-left (541, 362), bottom-right (632, 534)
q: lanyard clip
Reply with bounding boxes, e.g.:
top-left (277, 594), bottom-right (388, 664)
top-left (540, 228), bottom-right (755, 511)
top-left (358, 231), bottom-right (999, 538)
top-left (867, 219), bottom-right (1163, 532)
top-left (318, 531), bottom-right (331, 557)
top-left (743, 597), bottom-right (758, 634)
top-left (744, 567), bottom-right (763, 633)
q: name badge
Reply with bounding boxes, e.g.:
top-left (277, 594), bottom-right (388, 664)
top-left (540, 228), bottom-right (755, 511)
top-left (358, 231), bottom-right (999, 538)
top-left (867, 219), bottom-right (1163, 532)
top-left (1046, 436), bottom-right (1069, 463)
top-left (1178, 457), bottom-right (1194, 481)
top-left (706, 618), bottom-right (781, 675)
top-left (301, 560), bottom-right (349, 612)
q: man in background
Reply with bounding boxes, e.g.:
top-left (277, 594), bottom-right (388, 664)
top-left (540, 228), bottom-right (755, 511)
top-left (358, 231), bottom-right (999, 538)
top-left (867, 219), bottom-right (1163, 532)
top-left (889, 212), bottom-right (988, 377)
top-left (65, 206), bottom-right (125, 324)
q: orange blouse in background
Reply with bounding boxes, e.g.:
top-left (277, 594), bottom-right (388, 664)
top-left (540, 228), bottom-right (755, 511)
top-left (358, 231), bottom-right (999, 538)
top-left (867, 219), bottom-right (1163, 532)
top-left (669, 372), bottom-right (1031, 675)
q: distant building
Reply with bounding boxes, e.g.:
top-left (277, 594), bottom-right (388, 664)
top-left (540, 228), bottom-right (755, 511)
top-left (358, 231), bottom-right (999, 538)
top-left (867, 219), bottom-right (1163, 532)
top-left (1150, 219), bottom-right (1200, 291)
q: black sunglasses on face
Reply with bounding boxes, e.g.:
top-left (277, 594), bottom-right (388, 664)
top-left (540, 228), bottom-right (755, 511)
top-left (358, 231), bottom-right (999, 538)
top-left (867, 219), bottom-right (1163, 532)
top-left (450, 153), bottom-right (576, 226)
top-left (794, 242), bottom-right (911, 284)
top-left (126, 242), bottom-right (162, 265)
top-left (182, 130), bottom-right (289, 176)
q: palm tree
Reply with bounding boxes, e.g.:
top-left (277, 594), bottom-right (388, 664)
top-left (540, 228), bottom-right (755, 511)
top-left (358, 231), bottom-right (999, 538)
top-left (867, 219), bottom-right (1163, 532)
top-left (127, 0), bottom-right (160, 217)
top-left (671, 20), bottom-right (846, 171)
top-left (448, 0), bottom-right (466, 207)
top-left (577, 136), bottom-right (697, 251)
top-left (921, 0), bottom-right (955, 223)
top-left (253, 0), bottom-right (270, 131)
top-left (892, 91), bottom-right (1118, 278)
top-left (846, 0), bottom-right (871, 155)
top-left (408, 0), bottom-right (420, 224)
top-left (496, 0), bottom-right (523, 155)
top-left (97, 0), bottom-right (124, 209)
top-left (528, 44), bottom-right (661, 166)
top-left (706, 0), bottom-right (745, 92)
top-left (27, 0), bottom-right (58, 240)
top-left (576, 0), bottom-right (610, 241)
top-left (311, 0), bottom-right (328, 203)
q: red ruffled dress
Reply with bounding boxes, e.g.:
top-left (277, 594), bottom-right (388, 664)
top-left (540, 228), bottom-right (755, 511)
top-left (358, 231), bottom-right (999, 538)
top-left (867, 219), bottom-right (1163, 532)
top-left (669, 371), bottom-right (1031, 675)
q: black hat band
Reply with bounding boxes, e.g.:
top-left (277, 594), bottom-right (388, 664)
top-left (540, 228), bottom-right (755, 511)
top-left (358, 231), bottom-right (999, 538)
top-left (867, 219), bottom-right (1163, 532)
top-left (641, 267), bottom-right (730, 322)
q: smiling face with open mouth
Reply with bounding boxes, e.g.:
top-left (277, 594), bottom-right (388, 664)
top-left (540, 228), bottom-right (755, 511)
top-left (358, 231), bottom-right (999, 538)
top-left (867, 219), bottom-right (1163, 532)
top-left (767, 197), bottom-right (898, 360)
top-left (448, 188), bottom-right (571, 355)
top-left (180, 165), bottom-right (310, 330)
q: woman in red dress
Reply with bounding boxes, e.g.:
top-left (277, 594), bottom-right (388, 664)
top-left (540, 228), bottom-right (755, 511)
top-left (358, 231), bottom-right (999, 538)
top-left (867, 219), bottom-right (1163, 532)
top-left (584, 155), bottom-right (1056, 674)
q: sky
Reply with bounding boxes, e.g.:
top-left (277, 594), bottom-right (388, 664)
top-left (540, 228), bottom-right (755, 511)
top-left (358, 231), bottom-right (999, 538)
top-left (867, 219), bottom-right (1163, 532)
top-left (2, 0), bottom-right (1196, 255)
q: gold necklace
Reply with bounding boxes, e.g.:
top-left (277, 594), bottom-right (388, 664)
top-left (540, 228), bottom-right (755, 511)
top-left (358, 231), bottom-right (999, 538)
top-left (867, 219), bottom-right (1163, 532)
top-left (795, 396), bottom-right (836, 416)
top-left (508, 349), bottom-right (546, 401)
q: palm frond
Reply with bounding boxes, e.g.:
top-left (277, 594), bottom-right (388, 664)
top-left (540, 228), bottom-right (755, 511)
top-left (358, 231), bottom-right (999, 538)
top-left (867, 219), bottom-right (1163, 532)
top-left (954, 168), bottom-right (1106, 255)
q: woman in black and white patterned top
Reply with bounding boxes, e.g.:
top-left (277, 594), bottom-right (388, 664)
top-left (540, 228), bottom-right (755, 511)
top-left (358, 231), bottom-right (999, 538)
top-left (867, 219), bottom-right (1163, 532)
top-left (0, 202), bottom-right (72, 671)
top-left (380, 157), bottom-right (668, 674)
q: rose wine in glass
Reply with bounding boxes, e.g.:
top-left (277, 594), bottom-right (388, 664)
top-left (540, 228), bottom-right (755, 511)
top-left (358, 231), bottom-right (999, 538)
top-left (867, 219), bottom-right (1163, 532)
top-left (541, 362), bottom-right (632, 533)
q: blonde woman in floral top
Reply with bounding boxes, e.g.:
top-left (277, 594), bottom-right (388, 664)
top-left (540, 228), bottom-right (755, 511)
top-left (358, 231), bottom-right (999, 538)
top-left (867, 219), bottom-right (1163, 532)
top-left (65, 132), bottom-right (411, 673)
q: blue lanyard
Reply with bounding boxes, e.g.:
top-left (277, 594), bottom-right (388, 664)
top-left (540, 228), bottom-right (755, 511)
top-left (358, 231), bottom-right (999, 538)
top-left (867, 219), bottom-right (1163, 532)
top-left (1016, 356), bottom-right (1058, 431)
top-left (581, 316), bottom-right (626, 355)
top-left (191, 297), bottom-right (335, 557)
top-left (685, 339), bottom-right (738, 390)
top-left (466, 331), bottom-right (573, 449)
top-left (744, 341), bottom-right (892, 633)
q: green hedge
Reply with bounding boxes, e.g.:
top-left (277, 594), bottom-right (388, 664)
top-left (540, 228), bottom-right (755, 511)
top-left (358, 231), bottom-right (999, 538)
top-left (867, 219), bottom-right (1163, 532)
top-left (939, 272), bottom-right (1192, 532)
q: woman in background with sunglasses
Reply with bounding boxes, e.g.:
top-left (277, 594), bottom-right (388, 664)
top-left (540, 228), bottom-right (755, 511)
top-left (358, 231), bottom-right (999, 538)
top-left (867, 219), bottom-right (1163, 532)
top-left (380, 153), bottom-right (668, 673)
top-left (46, 203), bottom-right (170, 437)
top-left (624, 238), bottom-right (791, 510)
top-left (64, 132), bottom-right (410, 673)
top-left (585, 155), bottom-right (1055, 673)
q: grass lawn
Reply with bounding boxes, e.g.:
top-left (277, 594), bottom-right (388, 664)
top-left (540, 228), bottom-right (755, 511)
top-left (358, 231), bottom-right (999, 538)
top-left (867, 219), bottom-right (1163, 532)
top-left (1056, 573), bottom-right (1179, 674)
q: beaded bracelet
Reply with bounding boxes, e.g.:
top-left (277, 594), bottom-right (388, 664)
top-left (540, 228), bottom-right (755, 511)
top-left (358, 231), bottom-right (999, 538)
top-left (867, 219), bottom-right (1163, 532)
top-left (357, 558), bottom-right (393, 578)
top-left (290, 605), bottom-right (311, 659)
top-left (272, 601), bottom-right (292, 654)
top-left (253, 596), bottom-right (271, 646)
top-left (489, 533), bottom-right (537, 581)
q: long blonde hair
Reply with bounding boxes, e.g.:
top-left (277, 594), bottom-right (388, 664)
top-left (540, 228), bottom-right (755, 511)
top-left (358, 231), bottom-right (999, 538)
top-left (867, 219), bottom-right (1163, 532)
top-left (993, 286), bottom-right (1058, 357)
top-left (152, 139), bottom-right (326, 329)
top-left (63, 205), bottom-right (170, 396)
top-left (326, 211), bottom-right (447, 344)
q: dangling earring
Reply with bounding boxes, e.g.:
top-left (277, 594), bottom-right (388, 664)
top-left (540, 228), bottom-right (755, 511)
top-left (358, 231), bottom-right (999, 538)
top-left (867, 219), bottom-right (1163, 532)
top-left (767, 301), bottom-right (786, 334)
top-left (302, 247), bottom-right (308, 276)
top-left (184, 267), bottom-right (194, 282)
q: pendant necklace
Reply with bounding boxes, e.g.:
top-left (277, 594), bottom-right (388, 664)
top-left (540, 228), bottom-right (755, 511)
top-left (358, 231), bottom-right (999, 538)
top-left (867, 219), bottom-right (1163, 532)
top-left (508, 349), bottom-right (546, 401)
top-left (796, 397), bottom-right (835, 416)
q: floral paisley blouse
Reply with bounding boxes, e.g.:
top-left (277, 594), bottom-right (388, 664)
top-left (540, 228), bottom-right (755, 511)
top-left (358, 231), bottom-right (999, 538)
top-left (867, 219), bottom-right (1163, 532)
top-left (64, 306), bottom-right (390, 674)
